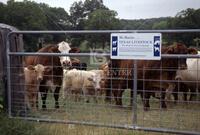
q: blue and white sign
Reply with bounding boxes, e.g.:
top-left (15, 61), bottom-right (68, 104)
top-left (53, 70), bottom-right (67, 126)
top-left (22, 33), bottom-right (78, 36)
top-left (111, 33), bottom-right (162, 60)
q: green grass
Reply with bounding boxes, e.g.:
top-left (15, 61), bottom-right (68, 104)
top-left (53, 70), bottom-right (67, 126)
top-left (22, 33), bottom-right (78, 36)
top-left (0, 112), bottom-right (48, 135)
top-left (0, 112), bottom-right (168, 135)
top-left (4, 88), bottom-right (200, 135)
top-left (20, 89), bottom-right (200, 134)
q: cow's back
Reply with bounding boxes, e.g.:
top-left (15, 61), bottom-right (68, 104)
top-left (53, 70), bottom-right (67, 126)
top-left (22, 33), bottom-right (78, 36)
top-left (25, 44), bottom-right (60, 66)
top-left (177, 58), bottom-right (200, 82)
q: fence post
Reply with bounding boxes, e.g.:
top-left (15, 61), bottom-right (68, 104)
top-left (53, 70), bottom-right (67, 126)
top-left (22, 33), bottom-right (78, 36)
top-left (132, 60), bottom-right (137, 126)
top-left (0, 23), bottom-right (24, 116)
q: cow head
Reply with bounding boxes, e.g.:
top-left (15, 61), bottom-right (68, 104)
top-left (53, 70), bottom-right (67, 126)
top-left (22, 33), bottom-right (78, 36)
top-left (165, 43), bottom-right (198, 70)
top-left (58, 41), bottom-right (72, 67)
top-left (88, 73), bottom-right (101, 92)
top-left (25, 64), bottom-right (51, 82)
top-left (58, 41), bottom-right (80, 69)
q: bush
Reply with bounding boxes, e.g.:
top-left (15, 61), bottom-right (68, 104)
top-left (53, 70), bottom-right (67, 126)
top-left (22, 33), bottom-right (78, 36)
top-left (0, 113), bottom-right (47, 135)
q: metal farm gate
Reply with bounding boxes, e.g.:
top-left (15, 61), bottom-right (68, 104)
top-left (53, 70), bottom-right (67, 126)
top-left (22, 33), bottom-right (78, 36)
top-left (6, 30), bottom-right (200, 135)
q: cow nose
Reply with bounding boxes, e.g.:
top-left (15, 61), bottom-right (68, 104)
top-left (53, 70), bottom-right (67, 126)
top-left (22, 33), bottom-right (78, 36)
top-left (96, 88), bottom-right (101, 92)
top-left (38, 77), bottom-right (43, 82)
top-left (63, 61), bottom-right (71, 67)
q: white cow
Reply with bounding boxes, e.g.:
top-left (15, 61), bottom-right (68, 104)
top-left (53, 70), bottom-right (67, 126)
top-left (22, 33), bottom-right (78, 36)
top-left (90, 69), bottom-right (106, 95)
top-left (175, 52), bottom-right (200, 101)
top-left (63, 69), bottom-right (102, 102)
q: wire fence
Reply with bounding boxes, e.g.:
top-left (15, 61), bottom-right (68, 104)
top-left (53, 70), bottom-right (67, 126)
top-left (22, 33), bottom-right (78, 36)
top-left (6, 30), bottom-right (200, 135)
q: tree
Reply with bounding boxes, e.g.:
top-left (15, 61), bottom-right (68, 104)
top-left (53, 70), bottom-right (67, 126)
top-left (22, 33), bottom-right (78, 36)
top-left (0, 0), bottom-right (71, 51)
top-left (167, 8), bottom-right (200, 46)
top-left (69, 0), bottom-right (109, 48)
top-left (0, 2), bottom-right (6, 21)
top-left (39, 3), bottom-right (70, 30)
top-left (152, 20), bottom-right (168, 29)
top-left (85, 9), bottom-right (121, 49)
top-left (69, 1), bottom-right (85, 29)
top-left (83, 0), bottom-right (107, 15)
top-left (4, 1), bottom-right (47, 30)
top-left (69, 0), bottom-right (108, 29)
top-left (85, 9), bottom-right (120, 30)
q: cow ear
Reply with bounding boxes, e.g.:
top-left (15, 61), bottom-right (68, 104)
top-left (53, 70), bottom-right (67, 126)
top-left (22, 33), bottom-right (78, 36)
top-left (27, 65), bottom-right (35, 70)
top-left (70, 47), bottom-right (80, 53)
top-left (188, 47), bottom-right (198, 54)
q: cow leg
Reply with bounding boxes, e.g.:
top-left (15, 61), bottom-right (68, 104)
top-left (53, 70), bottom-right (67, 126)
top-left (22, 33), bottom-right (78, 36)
top-left (113, 90), bottom-right (118, 105)
top-left (32, 93), bottom-right (37, 111)
top-left (36, 92), bottom-right (39, 109)
top-left (41, 91), bottom-right (48, 109)
top-left (161, 90), bottom-right (167, 109)
top-left (105, 80), bottom-right (112, 103)
top-left (173, 92), bottom-right (178, 104)
top-left (54, 86), bottom-right (60, 108)
top-left (142, 92), bottom-right (150, 111)
top-left (183, 91), bottom-right (187, 102)
top-left (117, 89), bottom-right (124, 106)
top-left (40, 84), bottom-right (48, 109)
top-left (25, 92), bottom-right (31, 111)
top-left (189, 86), bottom-right (196, 101)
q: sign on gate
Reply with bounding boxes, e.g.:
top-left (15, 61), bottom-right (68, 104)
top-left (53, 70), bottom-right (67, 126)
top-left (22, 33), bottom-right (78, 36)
top-left (110, 33), bottom-right (162, 60)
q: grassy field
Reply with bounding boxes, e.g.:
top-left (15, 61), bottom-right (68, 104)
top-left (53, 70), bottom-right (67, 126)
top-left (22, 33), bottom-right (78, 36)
top-left (9, 89), bottom-right (198, 135)
top-left (0, 112), bottom-right (171, 135)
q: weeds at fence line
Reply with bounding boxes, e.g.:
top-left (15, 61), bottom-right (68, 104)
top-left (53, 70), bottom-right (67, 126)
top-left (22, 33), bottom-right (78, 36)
top-left (0, 112), bottom-right (167, 135)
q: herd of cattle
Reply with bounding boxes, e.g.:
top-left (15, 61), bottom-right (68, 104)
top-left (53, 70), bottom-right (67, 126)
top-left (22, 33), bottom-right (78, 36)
top-left (23, 41), bottom-right (200, 111)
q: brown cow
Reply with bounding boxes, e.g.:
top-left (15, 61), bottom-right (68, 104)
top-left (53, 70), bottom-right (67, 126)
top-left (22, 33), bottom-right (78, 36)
top-left (24, 64), bottom-right (51, 111)
top-left (105, 43), bottom-right (197, 111)
top-left (25, 41), bottom-right (80, 109)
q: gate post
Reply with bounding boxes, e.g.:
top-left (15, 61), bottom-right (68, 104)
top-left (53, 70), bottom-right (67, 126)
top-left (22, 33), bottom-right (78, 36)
top-left (132, 60), bottom-right (137, 126)
top-left (0, 23), bottom-right (25, 116)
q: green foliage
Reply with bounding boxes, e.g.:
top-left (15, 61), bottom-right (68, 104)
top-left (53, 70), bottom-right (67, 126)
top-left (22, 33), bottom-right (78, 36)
top-left (120, 17), bottom-right (171, 30)
top-left (79, 40), bottom-right (91, 52)
top-left (39, 3), bottom-right (70, 30)
top-left (0, 113), bottom-right (48, 135)
top-left (85, 9), bottom-right (121, 30)
top-left (3, 1), bottom-right (47, 30)
top-left (152, 20), bottom-right (168, 29)
top-left (0, 0), bottom-right (200, 50)
top-left (83, 9), bottom-right (121, 49)
top-left (167, 8), bottom-right (200, 46)
top-left (0, 1), bottom-right (71, 51)
top-left (69, 1), bottom-right (85, 29)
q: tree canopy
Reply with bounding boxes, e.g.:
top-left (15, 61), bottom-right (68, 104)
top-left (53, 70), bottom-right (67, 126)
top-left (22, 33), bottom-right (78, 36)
top-left (0, 0), bottom-right (199, 51)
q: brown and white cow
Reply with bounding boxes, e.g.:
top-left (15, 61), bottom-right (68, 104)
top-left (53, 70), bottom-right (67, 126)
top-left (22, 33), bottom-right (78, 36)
top-left (105, 43), bottom-right (197, 110)
top-left (25, 41), bottom-right (80, 109)
top-left (170, 51), bottom-right (199, 102)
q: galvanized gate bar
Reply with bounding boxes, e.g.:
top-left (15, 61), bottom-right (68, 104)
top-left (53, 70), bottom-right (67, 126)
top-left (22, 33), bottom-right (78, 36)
top-left (8, 52), bottom-right (200, 58)
top-left (13, 116), bottom-right (200, 135)
top-left (8, 29), bottom-right (200, 34)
